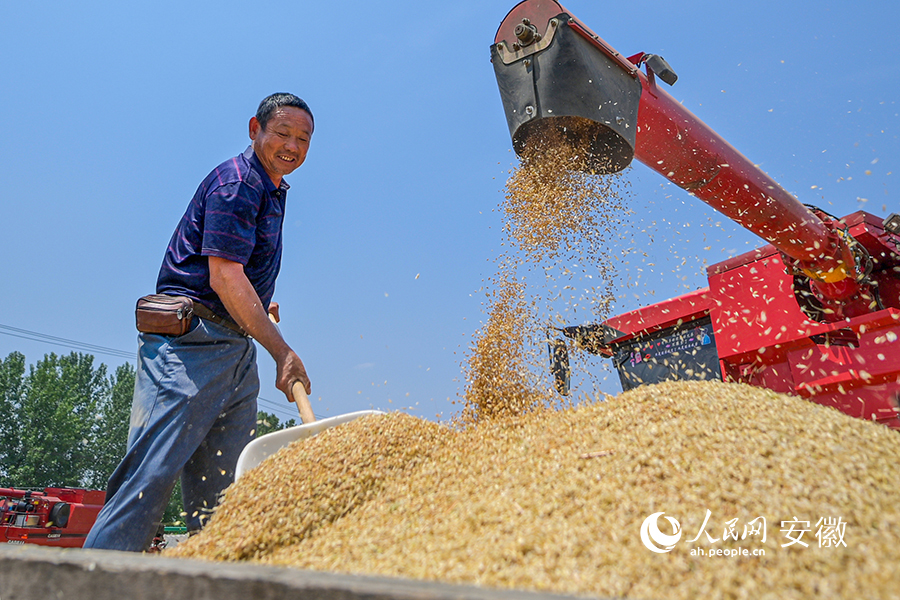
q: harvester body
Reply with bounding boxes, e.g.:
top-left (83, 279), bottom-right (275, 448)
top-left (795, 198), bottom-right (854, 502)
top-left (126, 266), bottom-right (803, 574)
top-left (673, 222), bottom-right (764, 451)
top-left (0, 487), bottom-right (104, 547)
top-left (492, 0), bottom-right (900, 427)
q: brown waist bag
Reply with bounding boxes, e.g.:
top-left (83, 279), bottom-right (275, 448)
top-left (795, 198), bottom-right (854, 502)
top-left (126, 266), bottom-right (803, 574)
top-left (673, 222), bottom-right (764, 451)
top-left (135, 294), bottom-right (195, 336)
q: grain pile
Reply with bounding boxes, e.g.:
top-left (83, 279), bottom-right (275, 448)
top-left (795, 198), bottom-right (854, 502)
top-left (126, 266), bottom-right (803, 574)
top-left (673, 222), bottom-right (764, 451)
top-left (171, 380), bottom-right (900, 600)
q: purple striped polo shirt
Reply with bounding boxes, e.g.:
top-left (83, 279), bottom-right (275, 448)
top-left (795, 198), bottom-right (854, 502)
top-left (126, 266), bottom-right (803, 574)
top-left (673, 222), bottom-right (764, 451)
top-left (156, 146), bottom-right (289, 321)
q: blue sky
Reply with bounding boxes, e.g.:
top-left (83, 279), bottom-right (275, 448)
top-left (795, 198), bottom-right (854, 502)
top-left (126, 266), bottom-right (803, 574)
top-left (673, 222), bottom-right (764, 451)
top-left (1, 0), bottom-right (897, 425)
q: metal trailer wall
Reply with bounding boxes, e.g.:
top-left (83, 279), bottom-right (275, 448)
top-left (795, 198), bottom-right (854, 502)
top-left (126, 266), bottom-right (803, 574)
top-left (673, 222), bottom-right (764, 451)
top-left (0, 544), bottom-right (623, 600)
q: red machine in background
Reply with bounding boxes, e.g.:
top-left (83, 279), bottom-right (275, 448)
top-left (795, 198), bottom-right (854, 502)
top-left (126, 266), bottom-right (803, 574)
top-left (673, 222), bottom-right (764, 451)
top-left (491, 1), bottom-right (900, 427)
top-left (1, 487), bottom-right (104, 547)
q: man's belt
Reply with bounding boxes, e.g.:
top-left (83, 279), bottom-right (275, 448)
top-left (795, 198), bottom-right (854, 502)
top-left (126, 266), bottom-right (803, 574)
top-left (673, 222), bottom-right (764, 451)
top-left (192, 303), bottom-right (248, 337)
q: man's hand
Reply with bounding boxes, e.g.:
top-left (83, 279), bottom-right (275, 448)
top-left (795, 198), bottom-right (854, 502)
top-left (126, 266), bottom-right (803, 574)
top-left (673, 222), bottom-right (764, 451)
top-left (208, 257), bottom-right (311, 400)
top-left (274, 349), bottom-right (311, 400)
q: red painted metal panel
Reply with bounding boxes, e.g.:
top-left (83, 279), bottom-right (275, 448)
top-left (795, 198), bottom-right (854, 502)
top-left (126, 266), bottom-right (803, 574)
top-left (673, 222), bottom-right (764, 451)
top-left (1, 487), bottom-right (104, 548)
top-left (604, 287), bottom-right (711, 343)
top-left (706, 238), bottom-right (900, 428)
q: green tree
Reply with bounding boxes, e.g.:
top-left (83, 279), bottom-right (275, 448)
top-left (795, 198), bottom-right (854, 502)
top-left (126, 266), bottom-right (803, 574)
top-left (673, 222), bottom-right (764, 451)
top-left (0, 352), bottom-right (27, 481)
top-left (87, 362), bottom-right (135, 489)
top-left (256, 410), bottom-right (297, 437)
top-left (162, 480), bottom-right (184, 526)
top-left (10, 353), bottom-right (109, 487)
top-left (0, 351), bottom-right (135, 490)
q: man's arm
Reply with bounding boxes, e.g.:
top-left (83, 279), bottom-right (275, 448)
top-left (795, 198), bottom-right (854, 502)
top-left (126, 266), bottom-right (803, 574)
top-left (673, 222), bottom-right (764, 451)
top-left (208, 256), bottom-right (312, 407)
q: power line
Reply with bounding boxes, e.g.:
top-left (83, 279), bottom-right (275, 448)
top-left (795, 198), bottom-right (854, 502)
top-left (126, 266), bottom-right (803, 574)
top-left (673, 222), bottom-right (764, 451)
top-left (0, 323), bottom-right (135, 361)
top-left (257, 395), bottom-right (290, 413)
top-left (257, 395), bottom-right (325, 422)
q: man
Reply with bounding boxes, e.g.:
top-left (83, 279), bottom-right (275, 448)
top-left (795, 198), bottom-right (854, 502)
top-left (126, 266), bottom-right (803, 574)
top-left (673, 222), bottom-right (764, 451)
top-left (84, 93), bottom-right (314, 551)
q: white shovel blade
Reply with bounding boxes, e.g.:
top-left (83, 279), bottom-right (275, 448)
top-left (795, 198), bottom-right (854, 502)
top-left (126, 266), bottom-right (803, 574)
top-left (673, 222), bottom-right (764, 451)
top-left (235, 410), bottom-right (384, 480)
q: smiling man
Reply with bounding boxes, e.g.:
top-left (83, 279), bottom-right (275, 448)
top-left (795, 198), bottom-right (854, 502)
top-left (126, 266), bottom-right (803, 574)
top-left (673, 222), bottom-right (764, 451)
top-left (84, 93), bottom-right (315, 551)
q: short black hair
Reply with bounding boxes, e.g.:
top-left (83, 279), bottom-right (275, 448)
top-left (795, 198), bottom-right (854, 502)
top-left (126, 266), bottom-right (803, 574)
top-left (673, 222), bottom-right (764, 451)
top-left (256, 93), bottom-right (314, 130)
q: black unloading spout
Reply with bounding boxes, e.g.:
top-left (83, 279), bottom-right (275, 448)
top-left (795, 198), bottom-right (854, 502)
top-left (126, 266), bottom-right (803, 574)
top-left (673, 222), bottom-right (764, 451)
top-left (490, 3), bottom-right (643, 174)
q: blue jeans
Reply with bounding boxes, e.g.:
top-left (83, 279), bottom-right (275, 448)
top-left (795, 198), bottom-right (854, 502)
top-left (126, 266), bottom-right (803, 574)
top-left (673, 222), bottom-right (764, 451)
top-left (84, 318), bottom-right (259, 551)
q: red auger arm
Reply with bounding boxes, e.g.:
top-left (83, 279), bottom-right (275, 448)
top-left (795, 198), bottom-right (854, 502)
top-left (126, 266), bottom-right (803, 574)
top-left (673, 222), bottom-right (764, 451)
top-left (491, 0), bottom-right (893, 320)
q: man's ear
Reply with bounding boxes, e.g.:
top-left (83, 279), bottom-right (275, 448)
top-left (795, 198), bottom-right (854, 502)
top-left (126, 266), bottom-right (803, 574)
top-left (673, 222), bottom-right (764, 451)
top-left (249, 116), bottom-right (261, 140)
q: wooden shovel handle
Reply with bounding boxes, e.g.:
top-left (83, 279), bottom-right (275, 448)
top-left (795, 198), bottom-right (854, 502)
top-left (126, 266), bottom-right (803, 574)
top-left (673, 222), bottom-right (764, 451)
top-left (291, 380), bottom-right (316, 424)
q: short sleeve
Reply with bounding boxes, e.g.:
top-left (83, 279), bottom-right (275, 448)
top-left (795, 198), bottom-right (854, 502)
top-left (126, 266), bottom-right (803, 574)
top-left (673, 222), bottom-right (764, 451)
top-left (200, 182), bottom-right (261, 265)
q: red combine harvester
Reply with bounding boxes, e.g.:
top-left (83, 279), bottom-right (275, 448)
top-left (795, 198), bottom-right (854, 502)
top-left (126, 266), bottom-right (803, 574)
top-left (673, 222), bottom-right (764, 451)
top-left (491, 1), bottom-right (900, 427)
top-left (1, 487), bottom-right (104, 547)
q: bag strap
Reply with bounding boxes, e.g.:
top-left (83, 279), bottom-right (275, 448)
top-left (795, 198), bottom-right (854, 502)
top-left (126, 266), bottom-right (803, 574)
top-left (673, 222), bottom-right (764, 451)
top-left (192, 303), bottom-right (247, 337)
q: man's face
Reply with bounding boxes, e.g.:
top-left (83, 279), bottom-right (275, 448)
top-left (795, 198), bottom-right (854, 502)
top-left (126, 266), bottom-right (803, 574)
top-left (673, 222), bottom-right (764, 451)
top-left (249, 106), bottom-right (314, 186)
